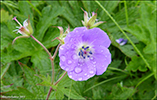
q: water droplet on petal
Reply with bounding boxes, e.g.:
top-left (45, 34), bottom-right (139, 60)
top-left (101, 50), bottom-right (103, 52)
top-left (76, 30), bottom-right (78, 32)
top-left (75, 67), bottom-right (82, 73)
top-left (72, 55), bottom-right (78, 60)
top-left (67, 60), bottom-right (72, 64)
top-left (90, 57), bottom-right (94, 60)
top-left (60, 46), bottom-right (64, 50)
top-left (89, 71), bottom-right (94, 74)
top-left (69, 75), bottom-right (72, 78)
top-left (66, 68), bottom-right (69, 71)
top-left (78, 59), bottom-right (84, 63)
top-left (84, 73), bottom-right (87, 75)
top-left (60, 56), bottom-right (66, 62)
top-left (93, 61), bottom-right (96, 64)
top-left (78, 77), bottom-right (82, 81)
top-left (105, 55), bottom-right (107, 57)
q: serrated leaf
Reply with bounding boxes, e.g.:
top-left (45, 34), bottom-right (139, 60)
top-left (1, 63), bottom-right (11, 79)
top-left (127, 56), bottom-right (147, 72)
top-left (31, 50), bottom-right (51, 75)
top-left (0, 9), bottom-right (13, 23)
top-left (34, 6), bottom-right (63, 41)
top-left (63, 88), bottom-right (85, 99)
top-left (35, 74), bottom-right (52, 87)
top-left (55, 86), bottom-right (64, 99)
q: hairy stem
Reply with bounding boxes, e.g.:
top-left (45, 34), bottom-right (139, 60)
top-left (45, 43), bottom-right (63, 100)
top-left (54, 71), bottom-right (67, 85)
top-left (46, 87), bottom-right (52, 100)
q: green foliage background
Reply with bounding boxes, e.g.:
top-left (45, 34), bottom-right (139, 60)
top-left (1, 0), bottom-right (156, 99)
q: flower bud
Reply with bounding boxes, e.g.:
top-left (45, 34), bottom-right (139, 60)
top-left (81, 9), bottom-right (104, 29)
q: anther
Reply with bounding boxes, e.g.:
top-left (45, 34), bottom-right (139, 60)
top-left (89, 51), bottom-right (92, 54)
top-left (84, 46), bottom-right (89, 50)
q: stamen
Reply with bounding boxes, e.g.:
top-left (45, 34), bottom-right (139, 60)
top-left (78, 52), bottom-right (81, 56)
top-left (87, 55), bottom-right (90, 58)
top-left (82, 46), bottom-right (84, 49)
top-left (89, 51), bottom-right (92, 54)
top-left (84, 46), bottom-right (89, 50)
top-left (13, 17), bottom-right (23, 27)
top-left (83, 56), bottom-right (86, 59)
top-left (80, 50), bottom-right (84, 56)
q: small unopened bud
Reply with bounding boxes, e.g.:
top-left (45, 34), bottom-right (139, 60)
top-left (52, 25), bottom-right (70, 44)
top-left (81, 8), bottom-right (105, 29)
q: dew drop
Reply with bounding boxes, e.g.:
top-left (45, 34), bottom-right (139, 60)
top-left (70, 38), bottom-right (73, 42)
top-left (84, 73), bottom-right (87, 75)
top-left (72, 55), bottom-right (77, 59)
top-left (89, 71), bottom-right (94, 74)
top-left (60, 46), bottom-right (64, 50)
top-left (66, 68), bottom-right (69, 71)
top-left (76, 30), bottom-right (78, 32)
top-left (90, 57), bottom-right (94, 60)
top-left (60, 56), bottom-right (66, 62)
top-left (67, 60), bottom-right (72, 64)
top-left (69, 75), bottom-right (72, 78)
top-left (78, 59), bottom-right (84, 63)
top-left (78, 77), bottom-right (82, 81)
top-left (75, 67), bottom-right (82, 73)
top-left (93, 61), bottom-right (96, 64)
top-left (105, 55), bottom-right (107, 57)
top-left (101, 50), bottom-right (103, 52)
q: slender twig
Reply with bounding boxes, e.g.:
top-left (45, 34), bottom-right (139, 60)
top-left (46, 87), bottom-right (52, 100)
top-left (124, 0), bottom-right (129, 26)
top-left (30, 35), bottom-right (55, 83)
top-left (52, 43), bottom-right (61, 60)
top-left (54, 71), bottom-right (67, 85)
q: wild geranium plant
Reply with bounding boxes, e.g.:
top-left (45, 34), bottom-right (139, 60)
top-left (12, 9), bottom-right (111, 98)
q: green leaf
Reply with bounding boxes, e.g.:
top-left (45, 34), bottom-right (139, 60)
top-left (34, 6), bottom-right (63, 41)
top-left (55, 86), bottom-right (64, 99)
top-left (106, 85), bottom-right (135, 99)
top-left (0, 9), bottom-right (13, 23)
top-left (35, 74), bottom-right (52, 87)
top-left (127, 56), bottom-right (147, 72)
top-left (1, 63), bottom-right (11, 79)
top-left (31, 50), bottom-right (51, 75)
top-left (63, 88), bottom-right (85, 99)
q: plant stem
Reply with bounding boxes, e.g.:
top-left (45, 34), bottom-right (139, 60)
top-left (95, 0), bottom-right (151, 70)
top-left (54, 71), bottom-right (67, 85)
top-left (124, 0), bottom-right (129, 26)
top-left (46, 87), bottom-right (52, 100)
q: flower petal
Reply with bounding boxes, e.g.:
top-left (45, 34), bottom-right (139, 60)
top-left (64, 27), bottom-right (87, 47)
top-left (59, 44), bottom-right (78, 72)
top-left (82, 28), bottom-right (111, 48)
top-left (92, 46), bottom-right (111, 75)
top-left (23, 19), bottom-right (28, 27)
top-left (67, 61), bottom-right (96, 81)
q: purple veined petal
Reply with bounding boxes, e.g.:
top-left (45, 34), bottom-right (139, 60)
top-left (116, 38), bottom-right (127, 46)
top-left (64, 27), bottom-right (87, 44)
top-left (120, 39), bottom-right (127, 45)
top-left (67, 60), bottom-right (96, 81)
top-left (92, 46), bottom-right (111, 75)
top-left (59, 44), bottom-right (78, 72)
top-left (82, 28), bottom-right (111, 48)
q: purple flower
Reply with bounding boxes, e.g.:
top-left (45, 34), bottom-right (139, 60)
top-left (59, 27), bottom-right (111, 81)
top-left (116, 38), bottom-right (127, 45)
